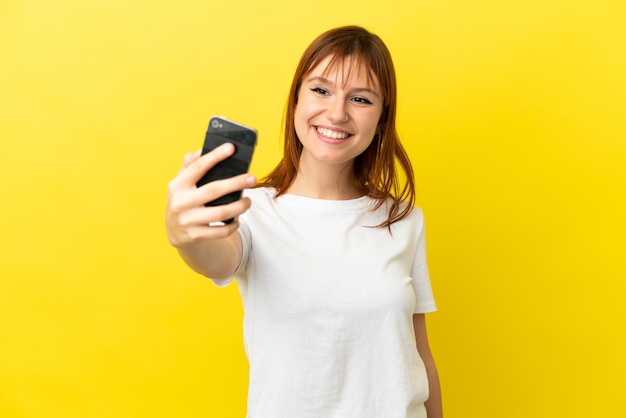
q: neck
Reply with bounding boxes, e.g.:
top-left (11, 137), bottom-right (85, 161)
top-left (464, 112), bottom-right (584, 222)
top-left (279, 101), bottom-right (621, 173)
top-left (286, 159), bottom-right (362, 200)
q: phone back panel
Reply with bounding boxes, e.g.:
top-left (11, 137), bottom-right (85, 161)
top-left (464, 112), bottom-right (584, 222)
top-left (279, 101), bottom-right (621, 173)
top-left (196, 116), bottom-right (257, 211)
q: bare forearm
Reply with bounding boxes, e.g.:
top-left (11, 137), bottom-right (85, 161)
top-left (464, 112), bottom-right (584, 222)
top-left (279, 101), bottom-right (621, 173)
top-left (424, 357), bottom-right (443, 418)
top-left (413, 314), bottom-right (443, 418)
top-left (177, 233), bottom-right (241, 280)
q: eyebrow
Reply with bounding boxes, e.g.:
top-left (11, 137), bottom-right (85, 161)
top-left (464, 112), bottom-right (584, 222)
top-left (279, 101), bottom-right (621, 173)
top-left (306, 76), bottom-right (380, 99)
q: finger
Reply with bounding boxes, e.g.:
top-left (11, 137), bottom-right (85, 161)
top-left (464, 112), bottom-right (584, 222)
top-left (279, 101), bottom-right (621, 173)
top-left (190, 174), bottom-right (256, 209)
top-left (178, 150), bottom-right (202, 174)
top-left (167, 172), bottom-right (254, 220)
top-left (178, 198), bottom-right (252, 229)
top-left (180, 220), bottom-right (241, 244)
top-left (166, 198), bottom-right (251, 247)
top-left (177, 143), bottom-right (236, 186)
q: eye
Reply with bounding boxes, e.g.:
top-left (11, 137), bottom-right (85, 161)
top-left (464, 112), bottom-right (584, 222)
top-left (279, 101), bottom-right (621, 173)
top-left (352, 96), bottom-right (373, 105)
top-left (310, 87), bottom-right (329, 95)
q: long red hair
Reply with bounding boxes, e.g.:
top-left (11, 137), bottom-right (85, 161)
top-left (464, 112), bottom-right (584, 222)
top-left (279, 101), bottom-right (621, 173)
top-left (260, 26), bottom-right (415, 228)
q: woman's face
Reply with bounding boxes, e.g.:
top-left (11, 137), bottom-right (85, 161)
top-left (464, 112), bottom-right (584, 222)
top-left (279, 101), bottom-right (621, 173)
top-left (294, 55), bottom-right (383, 171)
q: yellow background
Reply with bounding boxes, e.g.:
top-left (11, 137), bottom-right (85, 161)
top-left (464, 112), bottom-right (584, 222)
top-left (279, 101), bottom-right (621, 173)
top-left (1, 0), bottom-right (625, 417)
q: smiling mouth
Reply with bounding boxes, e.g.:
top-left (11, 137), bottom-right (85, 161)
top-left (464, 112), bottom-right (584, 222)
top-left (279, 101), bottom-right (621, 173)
top-left (316, 126), bottom-right (350, 140)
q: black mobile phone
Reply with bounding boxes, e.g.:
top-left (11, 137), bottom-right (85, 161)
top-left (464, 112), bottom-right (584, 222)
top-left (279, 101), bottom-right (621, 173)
top-left (196, 116), bottom-right (257, 223)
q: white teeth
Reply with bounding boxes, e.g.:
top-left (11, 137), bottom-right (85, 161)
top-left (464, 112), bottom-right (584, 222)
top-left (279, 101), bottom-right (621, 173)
top-left (316, 126), bottom-right (349, 140)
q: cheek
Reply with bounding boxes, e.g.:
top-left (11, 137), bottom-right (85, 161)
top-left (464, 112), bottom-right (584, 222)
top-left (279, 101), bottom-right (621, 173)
top-left (361, 113), bottom-right (382, 136)
top-left (293, 105), bottom-right (308, 140)
top-left (370, 109), bottom-right (384, 134)
top-left (294, 97), bottom-right (318, 127)
top-left (294, 104), bottom-right (304, 124)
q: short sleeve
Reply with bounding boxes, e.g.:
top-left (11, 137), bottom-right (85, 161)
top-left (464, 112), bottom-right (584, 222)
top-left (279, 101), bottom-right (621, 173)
top-left (411, 208), bottom-right (437, 314)
top-left (209, 216), bottom-right (251, 288)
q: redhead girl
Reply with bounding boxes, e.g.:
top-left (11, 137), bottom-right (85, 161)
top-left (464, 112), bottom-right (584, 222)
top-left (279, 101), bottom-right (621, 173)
top-left (166, 26), bottom-right (443, 418)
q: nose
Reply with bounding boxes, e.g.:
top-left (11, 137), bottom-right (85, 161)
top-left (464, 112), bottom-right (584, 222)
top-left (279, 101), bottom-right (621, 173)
top-left (327, 97), bottom-right (349, 123)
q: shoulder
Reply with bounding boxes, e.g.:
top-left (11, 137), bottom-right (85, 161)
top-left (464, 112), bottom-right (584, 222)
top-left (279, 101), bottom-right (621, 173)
top-left (243, 186), bottom-right (276, 202)
top-left (382, 200), bottom-right (426, 237)
top-left (381, 197), bottom-right (425, 224)
top-left (404, 204), bottom-right (425, 228)
top-left (240, 187), bottom-right (279, 220)
top-left (409, 205), bottom-right (425, 223)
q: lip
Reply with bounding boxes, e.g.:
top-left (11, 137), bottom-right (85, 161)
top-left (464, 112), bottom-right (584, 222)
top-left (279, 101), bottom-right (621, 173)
top-left (313, 125), bottom-right (352, 144)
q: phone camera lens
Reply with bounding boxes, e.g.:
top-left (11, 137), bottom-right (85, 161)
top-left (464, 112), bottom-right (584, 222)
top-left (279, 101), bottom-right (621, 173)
top-left (211, 120), bottom-right (220, 129)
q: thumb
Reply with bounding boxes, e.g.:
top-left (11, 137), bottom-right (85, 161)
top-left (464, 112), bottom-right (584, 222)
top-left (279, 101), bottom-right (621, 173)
top-left (179, 150), bottom-right (202, 174)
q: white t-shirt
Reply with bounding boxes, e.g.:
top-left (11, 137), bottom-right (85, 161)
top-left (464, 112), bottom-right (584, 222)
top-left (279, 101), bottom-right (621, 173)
top-left (214, 187), bottom-right (436, 418)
